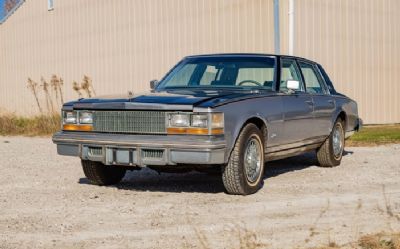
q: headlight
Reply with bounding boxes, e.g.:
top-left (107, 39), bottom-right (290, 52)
top-left (191, 114), bottom-right (208, 128)
top-left (79, 111), bottom-right (93, 124)
top-left (63, 111), bottom-right (77, 124)
top-left (167, 112), bottom-right (224, 135)
top-left (62, 110), bottom-right (93, 131)
top-left (169, 113), bottom-right (190, 127)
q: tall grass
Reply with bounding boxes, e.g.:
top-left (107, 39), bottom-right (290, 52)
top-left (27, 78), bottom-right (43, 113)
top-left (0, 113), bottom-right (60, 136)
top-left (0, 74), bottom-right (97, 136)
top-left (72, 75), bottom-right (96, 98)
top-left (27, 74), bottom-right (96, 116)
top-left (358, 233), bottom-right (400, 249)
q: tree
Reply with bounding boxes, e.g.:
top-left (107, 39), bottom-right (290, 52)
top-left (4, 0), bottom-right (19, 14)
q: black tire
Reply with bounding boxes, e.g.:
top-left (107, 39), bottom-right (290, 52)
top-left (222, 123), bottom-right (265, 195)
top-left (81, 160), bottom-right (126, 185)
top-left (317, 119), bottom-right (345, 167)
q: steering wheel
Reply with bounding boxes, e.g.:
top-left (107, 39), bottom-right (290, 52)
top-left (238, 80), bottom-right (262, 86)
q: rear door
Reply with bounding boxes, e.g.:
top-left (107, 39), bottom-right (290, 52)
top-left (279, 58), bottom-right (314, 145)
top-left (298, 60), bottom-right (336, 137)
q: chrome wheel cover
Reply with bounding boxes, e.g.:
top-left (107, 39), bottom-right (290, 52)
top-left (332, 124), bottom-right (344, 158)
top-left (244, 136), bottom-right (262, 183)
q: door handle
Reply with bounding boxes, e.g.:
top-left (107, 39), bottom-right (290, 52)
top-left (327, 100), bottom-right (335, 106)
top-left (305, 100), bottom-right (314, 106)
top-left (305, 100), bottom-right (314, 109)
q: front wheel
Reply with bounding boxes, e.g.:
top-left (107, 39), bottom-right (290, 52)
top-left (81, 160), bottom-right (126, 185)
top-left (222, 123), bottom-right (265, 195)
top-left (317, 119), bottom-right (345, 167)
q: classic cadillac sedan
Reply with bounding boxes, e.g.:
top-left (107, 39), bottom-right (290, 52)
top-left (53, 54), bottom-right (362, 195)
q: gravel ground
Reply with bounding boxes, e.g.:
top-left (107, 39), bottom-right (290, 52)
top-left (0, 136), bottom-right (399, 249)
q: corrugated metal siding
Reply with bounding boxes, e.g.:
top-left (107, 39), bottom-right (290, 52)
top-left (0, 0), bottom-right (399, 124)
top-left (0, 0), bottom-right (274, 115)
top-left (281, 0), bottom-right (400, 124)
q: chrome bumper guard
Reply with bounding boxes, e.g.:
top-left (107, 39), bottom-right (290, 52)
top-left (53, 131), bottom-right (226, 166)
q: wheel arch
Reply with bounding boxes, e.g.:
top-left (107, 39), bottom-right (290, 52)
top-left (334, 110), bottom-right (347, 131)
top-left (243, 117), bottom-right (268, 142)
top-left (226, 115), bottom-right (268, 163)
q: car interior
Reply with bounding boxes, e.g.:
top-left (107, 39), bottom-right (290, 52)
top-left (164, 59), bottom-right (276, 90)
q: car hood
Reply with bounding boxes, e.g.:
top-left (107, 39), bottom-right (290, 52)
top-left (69, 89), bottom-right (274, 110)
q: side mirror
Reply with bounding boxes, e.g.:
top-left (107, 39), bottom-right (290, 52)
top-left (286, 80), bottom-right (300, 91)
top-left (150, 79), bottom-right (159, 90)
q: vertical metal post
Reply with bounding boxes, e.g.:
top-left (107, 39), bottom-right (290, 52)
top-left (48, 0), bottom-right (54, 11)
top-left (273, 0), bottom-right (280, 54)
top-left (288, 0), bottom-right (295, 55)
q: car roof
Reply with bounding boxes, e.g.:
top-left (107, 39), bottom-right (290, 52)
top-left (184, 53), bottom-right (317, 64)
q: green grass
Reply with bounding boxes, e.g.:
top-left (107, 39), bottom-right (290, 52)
top-left (0, 114), bottom-right (61, 136)
top-left (347, 124), bottom-right (400, 146)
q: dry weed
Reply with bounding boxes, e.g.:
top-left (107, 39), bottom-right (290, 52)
top-left (40, 77), bottom-right (56, 114)
top-left (191, 225), bottom-right (265, 249)
top-left (72, 75), bottom-right (96, 98)
top-left (358, 233), bottom-right (400, 249)
top-left (0, 113), bottom-right (60, 136)
top-left (27, 78), bottom-right (43, 114)
top-left (50, 74), bottom-right (64, 105)
top-left (81, 75), bottom-right (96, 97)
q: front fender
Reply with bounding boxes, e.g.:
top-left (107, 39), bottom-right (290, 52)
top-left (214, 96), bottom-right (283, 163)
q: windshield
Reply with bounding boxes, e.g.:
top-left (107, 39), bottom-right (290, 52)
top-left (157, 56), bottom-right (276, 90)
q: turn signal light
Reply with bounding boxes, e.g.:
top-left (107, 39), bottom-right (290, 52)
top-left (167, 127), bottom-right (223, 135)
top-left (63, 124), bottom-right (93, 131)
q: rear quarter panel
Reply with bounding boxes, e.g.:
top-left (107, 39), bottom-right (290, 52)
top-left (332, 95), bottom-right (359, 132)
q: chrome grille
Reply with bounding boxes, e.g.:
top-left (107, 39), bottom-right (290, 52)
top-left (88, 147), bottom-right (103, 156)
top-left (93, 111), bottom-right (166, 134)
top-left (142, 149), bottom-right (164, 159)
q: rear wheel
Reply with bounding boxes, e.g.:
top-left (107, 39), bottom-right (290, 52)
top-left (317, 119), bottom-right (345, 167)
top-left (81, 160), bottom-right (126, 185)
top-left (222, 123), bottom-right (265, 195)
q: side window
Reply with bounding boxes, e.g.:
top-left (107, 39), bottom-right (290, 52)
top-left (280, 58), bottom-right (304, 92)
top-left (318, 65), bottom-right (335, 93)
top-left (299, 61), bottom-right (325, 94)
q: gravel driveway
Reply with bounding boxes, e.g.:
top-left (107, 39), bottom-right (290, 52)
top-left (0, 137), bottom-right (399, 249)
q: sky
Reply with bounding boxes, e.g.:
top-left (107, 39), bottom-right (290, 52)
top-left (0, 0), bottom-right (4, 20)
top-left (0, 0), bottom-right (24, 22)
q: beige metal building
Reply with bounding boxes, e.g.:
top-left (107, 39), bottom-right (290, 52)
top-left (0, 0), bottom-right (399, 124)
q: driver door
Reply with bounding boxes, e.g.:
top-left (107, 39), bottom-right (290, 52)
top-left (279, 58), bottom-right (314, 145)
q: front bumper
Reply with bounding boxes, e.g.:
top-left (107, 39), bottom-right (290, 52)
top-left (52, 131), bottom-right (227, 166)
